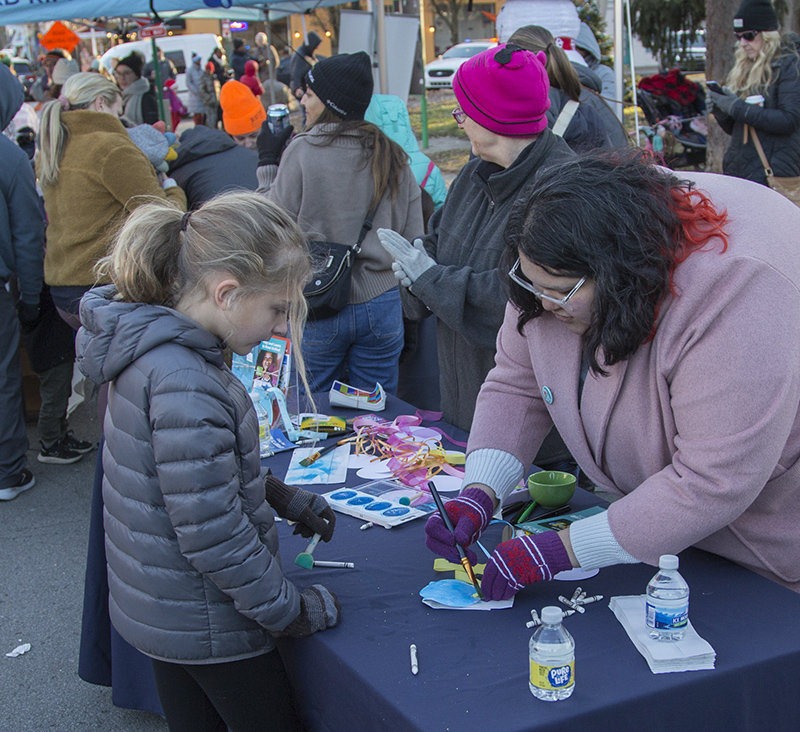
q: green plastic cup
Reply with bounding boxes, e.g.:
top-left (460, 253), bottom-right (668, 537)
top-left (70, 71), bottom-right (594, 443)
top-left (527, 471), bottom-right (576, 508)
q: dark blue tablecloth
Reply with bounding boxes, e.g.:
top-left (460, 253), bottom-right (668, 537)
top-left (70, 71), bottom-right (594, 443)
top-left (269, 397), bottom-right (800, 732)
top-left (78, 395), bottom-right (800, 731)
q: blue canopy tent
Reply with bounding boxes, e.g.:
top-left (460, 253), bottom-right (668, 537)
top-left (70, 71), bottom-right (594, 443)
top-left (1, 0), bottom-right (346, 27)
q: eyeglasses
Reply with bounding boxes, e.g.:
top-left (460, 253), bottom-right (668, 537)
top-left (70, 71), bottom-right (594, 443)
top-left (509, 258), bottom-right (586, 311)
top-left (734, 30), bottom-right (760, 42)
top-left (452, 107), bottom-right (467, 124)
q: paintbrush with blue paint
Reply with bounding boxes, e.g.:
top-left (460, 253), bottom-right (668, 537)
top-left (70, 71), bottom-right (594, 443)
top-left (427, 482), bottom-right (484, 600)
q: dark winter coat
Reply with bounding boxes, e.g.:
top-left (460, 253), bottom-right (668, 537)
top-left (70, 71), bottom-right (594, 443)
top-left (716, 36), bottom-right (800, 185)
top-left (77, 286), bottom-right (300, 664)
top-left (399, 129), bottom-right (574, 432)
top-left (0, 63), bottom-right (43, 306)
top-left (169, 126), bottom-right (258, 208)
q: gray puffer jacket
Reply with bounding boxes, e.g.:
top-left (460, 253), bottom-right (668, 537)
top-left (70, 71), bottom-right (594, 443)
top-left (77, 286), bottom-right (300, 664)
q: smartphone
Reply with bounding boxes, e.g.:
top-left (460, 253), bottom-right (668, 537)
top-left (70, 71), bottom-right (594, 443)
top-left (706, 81), bottom-right (723, 94)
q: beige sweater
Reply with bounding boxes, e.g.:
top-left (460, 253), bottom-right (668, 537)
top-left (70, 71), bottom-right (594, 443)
top-left (259, 124), bottom-right (424, 304)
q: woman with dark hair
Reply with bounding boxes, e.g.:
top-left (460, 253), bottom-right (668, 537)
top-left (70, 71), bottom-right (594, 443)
top-left (425, 150), bottom-right (800, 599)
top-left (113, 52), bottom-right (158, 126)
top-left (257, 51), bottom-right (423, 394)
top-left (706, 0), bottom-right (800, 187)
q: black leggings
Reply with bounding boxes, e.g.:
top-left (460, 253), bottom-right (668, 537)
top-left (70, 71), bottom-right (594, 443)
top-left (151, 650), bottom-right (304, 732)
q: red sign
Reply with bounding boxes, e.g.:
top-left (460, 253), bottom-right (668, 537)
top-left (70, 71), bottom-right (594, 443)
top-left (40, 21), bottom-right (81, 53)
top-left (141, 24), bottom-right (167, 39)
top-left (221, 19), bottom-right (231, 39)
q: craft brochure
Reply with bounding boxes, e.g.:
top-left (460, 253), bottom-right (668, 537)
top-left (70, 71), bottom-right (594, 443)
top-left (322, 479), bottom-right (438, 528)
top-left (517, 505), bottom-right (605, 535)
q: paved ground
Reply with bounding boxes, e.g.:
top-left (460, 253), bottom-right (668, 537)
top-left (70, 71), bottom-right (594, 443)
top-left (0, 388), bottom-right (168, 731)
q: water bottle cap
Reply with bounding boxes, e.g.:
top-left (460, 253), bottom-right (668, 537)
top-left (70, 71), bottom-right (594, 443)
top-left (541, 606), bottom-right (563, 624)
top-left (250, 391), bottom-right (261, 402)
top-left (659, 554), bottom-right (679, 570)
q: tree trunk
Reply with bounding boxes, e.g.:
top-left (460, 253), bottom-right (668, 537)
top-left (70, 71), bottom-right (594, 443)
top-left (705, 0), bottom-right (739, 173)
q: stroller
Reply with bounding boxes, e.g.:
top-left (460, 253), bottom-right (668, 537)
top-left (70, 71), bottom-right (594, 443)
top-left (637, 68), bottom-right (707, 169)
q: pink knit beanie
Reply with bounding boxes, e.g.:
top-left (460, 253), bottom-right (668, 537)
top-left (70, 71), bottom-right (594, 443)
top-left (453, 43), bottom-right (550, 137)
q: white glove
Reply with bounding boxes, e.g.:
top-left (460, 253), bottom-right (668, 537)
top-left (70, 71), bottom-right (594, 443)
top-left (377, 228), bottom-right (435, 287)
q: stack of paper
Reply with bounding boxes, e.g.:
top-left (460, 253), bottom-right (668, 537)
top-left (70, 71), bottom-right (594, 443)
top-left (609, 595), bottom-right (716, 674)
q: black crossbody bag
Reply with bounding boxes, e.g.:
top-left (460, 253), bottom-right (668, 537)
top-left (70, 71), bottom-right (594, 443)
top-left (303, 204), bottom-right (378, 321)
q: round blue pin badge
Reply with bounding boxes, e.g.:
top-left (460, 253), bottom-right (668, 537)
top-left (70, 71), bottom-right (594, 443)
top-left (542, 386), bottom-right (554, 404)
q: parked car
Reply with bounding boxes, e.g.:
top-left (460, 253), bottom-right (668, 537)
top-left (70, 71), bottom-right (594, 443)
top-left (100, 34), bottom-right (223, 104)
top-left (674, 29), bottom-right (705, 72)
top-left (424, 39), bottom-right (497, 89)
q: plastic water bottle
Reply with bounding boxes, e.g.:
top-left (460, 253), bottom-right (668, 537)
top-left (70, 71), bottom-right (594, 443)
top-left (250, 391), bottom-right (271, 457)
top-left (646, 554), bottom-right (689, 641)
top-left (529, 606), bottom-right (575, 701)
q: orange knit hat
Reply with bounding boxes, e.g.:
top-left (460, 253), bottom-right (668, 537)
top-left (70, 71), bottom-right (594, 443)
top-left (220, 80), bottom-right (266, 135)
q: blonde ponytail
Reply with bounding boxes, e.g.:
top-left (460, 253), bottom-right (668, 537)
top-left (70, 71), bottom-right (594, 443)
top-left (38, 73), bottom-right (121, 189)
top-left (97, 192), bottom-right (314, 396)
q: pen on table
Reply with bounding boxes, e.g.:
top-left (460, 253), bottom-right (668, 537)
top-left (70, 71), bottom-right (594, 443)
top-left (427, 482), bottom-right (483, 600)
top-left (410, 644), bottom-right (419, 675)
top-left (298, 432), bottom-right (356, 467)
top-left (312, 560), bottom-right (355, 569)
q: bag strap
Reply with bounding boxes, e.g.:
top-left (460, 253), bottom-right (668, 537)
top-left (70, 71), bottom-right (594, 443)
top-left (748, 125), bottom-right (774, 177)
top-left (552, 99), bottom-right (580, 137)
top-left (353, 201), bottom-right (380, 252)
top-left (420, 160), bottom-right (436, 189)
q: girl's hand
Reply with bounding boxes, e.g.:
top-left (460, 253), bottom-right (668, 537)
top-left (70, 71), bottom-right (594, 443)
top-left (264, 473), bottom-right (336, 541)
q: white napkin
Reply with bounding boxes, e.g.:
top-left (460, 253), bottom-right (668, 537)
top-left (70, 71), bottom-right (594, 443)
top-left (609, 595), bottom-right (716, 674)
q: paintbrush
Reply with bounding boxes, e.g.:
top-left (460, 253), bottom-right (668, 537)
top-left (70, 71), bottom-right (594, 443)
top-left (298, 432), bottom-right (356, 467)
top-left (428, 482), bottom-right (484, 600)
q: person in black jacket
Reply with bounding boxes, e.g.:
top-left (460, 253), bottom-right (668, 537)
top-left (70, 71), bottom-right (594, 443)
top-left (0, 62), bottom-right (43, 500)
top-left (707, 0), bottom-right (800, 187)
top-left (169, 125), bottom-right (259, 208)
top-left (231, 38), bottom-right (253, 81)
top-left (289, 31), bottom-right (322, 102)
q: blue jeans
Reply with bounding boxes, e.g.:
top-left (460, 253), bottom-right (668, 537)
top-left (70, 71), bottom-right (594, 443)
top-left (302, 288), bottom-right (404, 395)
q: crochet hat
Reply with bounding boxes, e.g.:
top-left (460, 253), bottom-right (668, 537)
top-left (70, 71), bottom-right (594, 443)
top-left (117, 52), bottom-right (143, 78)
top-left (305, 51), bottom-right (373, 120)
top-left (220, 79), bottom-right (266, 135)
top-left (733, 0), bottom-right (779, 31)
top-left (453, 44), bottom-right (550, 137)
top-left (52, 58), bottom-right (79, 84)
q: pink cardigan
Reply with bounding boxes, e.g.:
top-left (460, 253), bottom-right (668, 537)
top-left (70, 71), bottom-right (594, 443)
top-left (468, 171), bottom-right (800, 591)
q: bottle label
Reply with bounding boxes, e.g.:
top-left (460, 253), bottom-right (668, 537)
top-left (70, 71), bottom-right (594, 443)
top-left (530, 660), bottom-right (574, 690)
top-left (259, 424), bottom-right (267, 441)
top-left (646, 601), bottom-right (688, 630)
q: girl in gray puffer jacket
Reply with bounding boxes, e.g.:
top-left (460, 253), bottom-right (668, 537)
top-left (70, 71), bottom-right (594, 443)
top-left (77, 191), bottom-right (340, 732)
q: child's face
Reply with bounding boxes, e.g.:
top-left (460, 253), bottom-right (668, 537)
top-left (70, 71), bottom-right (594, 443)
top-left (223, 289), bottom-right (290, 356)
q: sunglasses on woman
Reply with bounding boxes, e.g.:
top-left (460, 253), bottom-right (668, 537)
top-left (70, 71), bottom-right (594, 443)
top-left (452, 107), bottom-right (467, 124)
top-left (734, 30), bottom-right (760, 42)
